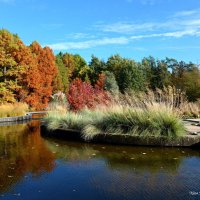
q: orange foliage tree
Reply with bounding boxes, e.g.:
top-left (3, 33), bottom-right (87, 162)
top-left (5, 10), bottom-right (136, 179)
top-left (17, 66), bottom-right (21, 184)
top-left (20, 42), bottom-right (57, 109)
top-left (0, 30), bottom-right (58, 109)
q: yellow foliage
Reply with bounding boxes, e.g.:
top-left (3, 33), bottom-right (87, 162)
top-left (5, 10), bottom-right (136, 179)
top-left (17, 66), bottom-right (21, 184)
top-left (0, 103), bottom-right (29, 118)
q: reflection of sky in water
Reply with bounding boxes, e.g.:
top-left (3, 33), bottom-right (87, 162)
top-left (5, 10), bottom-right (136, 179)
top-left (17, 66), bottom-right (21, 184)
top-left (0, 120), bottom-right (200, 200)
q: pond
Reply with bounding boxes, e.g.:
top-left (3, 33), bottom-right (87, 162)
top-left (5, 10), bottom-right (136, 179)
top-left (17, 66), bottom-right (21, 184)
top-left (0, 117), bottom-right (200, 200)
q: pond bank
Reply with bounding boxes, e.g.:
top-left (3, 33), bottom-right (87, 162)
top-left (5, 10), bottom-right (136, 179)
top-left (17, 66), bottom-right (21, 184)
top-left (0, 113), bottom-right (32, 123)
top-left (41, 125), bottom-right (200, 148)
top-left (0, 111), bottom-right (47, 124)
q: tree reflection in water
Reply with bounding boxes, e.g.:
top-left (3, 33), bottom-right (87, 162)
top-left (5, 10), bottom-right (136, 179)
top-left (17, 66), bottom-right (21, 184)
top-left (44, 138), bottom-right (200, 174)
top-left (0, 120), bottom-right (55, 193)
top-left (0, 120), bottom-right (200, 200)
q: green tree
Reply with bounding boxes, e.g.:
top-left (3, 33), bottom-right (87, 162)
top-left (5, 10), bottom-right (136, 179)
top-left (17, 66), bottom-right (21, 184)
top-left (107, 55), bottom-right (146, 92)
top-left (182, 65), bottom-right (200, 101)
top-left (88, 55), bottom-right (106, 84)
top-left (72, 54), bottom-right (90, 81)
top-left (104, 71), bottom-right (119, 95)
top-left (117, 61), bottom-right (146, 92)
top-left (56, 52), bottom-right (68, 92)
top-left (142, 56), bottom-right (171, 89)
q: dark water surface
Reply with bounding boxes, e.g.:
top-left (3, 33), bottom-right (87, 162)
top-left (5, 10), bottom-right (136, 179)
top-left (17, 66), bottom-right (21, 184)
top-left (0, 118), bottom-right (200, 200)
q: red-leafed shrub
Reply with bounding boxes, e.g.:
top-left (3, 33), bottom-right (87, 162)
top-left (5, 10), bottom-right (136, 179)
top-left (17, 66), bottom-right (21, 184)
top-left (67, 78), bottom-right (110, 111)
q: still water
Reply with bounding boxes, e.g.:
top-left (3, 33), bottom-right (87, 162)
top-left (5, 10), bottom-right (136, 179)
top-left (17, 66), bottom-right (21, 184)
top-left (0, 118), bottom-right (200, 200)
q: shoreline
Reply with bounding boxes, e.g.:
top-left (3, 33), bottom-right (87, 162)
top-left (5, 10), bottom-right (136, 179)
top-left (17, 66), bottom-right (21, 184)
top-left (0, 113), bottom-right (32, 123)
top-left (40, 125), bottom-right (200, 148)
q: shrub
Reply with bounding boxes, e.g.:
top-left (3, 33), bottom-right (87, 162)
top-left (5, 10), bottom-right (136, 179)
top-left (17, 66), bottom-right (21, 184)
top-left (67, 78), bottom-right (110, 111)
top-left (0, 103), bottom-right (29, 118)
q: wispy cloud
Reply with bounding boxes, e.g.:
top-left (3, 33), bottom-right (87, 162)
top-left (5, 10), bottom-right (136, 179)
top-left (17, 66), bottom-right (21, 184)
top-left (48, 37), bottom-right (128, 50)
top-left (48, 28), bottom-right (200, 51)
top-left (130, 29), bottom-right (200, 39)
top-left (95, 22), bottom-right (156, 34)
top-left (96, 9), bottom-right (200, 35)
top-left (47, 9), bottom-right (200, 51)
top-left (173, 10), bottom-right (198, 17)
top-left (65, 33), bottom-right (96, 40)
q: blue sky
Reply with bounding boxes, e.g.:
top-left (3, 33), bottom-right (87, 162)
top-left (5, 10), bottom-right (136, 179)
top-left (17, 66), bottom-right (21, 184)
top-left (1, 0), bottom-right (200, 63)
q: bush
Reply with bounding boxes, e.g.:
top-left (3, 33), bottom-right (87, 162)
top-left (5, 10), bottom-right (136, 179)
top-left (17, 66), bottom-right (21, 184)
top-left (0, 103), bottom-right (29, 118)
top-left (67, 78), bottom-right (110, 111)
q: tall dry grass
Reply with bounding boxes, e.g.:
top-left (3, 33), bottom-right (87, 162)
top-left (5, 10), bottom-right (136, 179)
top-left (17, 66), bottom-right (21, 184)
top-left (0, 103), bottom-right (29, 118)
top-left (111, 86), bottom-right (200, 118)
top-left (44, 87), bottom-right (192, 140)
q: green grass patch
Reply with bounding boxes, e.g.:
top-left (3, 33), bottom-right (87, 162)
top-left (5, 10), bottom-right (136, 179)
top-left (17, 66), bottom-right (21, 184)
top-left (44, 104), bottom-right (186, 141)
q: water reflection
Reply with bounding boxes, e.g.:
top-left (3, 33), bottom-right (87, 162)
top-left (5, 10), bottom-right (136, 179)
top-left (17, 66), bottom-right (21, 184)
top-left (43, 139), bottom-right (200, 200)
top-left (0, 120), bottom-right (55, 193)
top-left (0, 119), bottom-right (199, 200)
top-left (45, 139), bottom-right (200, 174)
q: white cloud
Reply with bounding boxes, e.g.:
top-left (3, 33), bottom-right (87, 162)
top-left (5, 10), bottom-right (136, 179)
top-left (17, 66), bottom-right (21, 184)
top-left (65, 33), bottom-right (96, 40)
top-left (173, 10), bottom-right (198, 17)
top-left (48, 37), bottom-right (129, 50)
top-left (130, 29), bottom-right (200, 39)
top-left (47, 9), bottom-right (200, 51)
top-left (95, 22), bottom-right (156, 33)
top-left (95, 8), bottom-right (200, 39)
top-left (48, 28), bottom-right (200, 51)
top-left (96, 18), bottom-right (200, 35)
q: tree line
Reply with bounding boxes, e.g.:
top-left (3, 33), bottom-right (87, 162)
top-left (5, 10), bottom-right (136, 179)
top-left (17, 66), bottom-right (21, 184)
top-left (0, 29), bottom-right (200, 109)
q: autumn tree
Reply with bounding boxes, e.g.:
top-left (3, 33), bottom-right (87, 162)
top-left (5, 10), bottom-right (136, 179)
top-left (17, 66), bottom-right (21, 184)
top-left (17, 42), bottom-right (57, 109)
top-left (56, 52), bottom-right (90, 92)
top-left (0, 29), bottom-right (27, 103)
top-left (67, 78), bottom-right (110, 111)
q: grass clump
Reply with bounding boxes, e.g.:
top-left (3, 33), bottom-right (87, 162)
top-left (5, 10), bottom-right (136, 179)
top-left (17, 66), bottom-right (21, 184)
top-left (44, 102), bottom-right (186, 141)
top-left (82, 104), bottom-right (185, 140)
top-left (44, 111), bottom-right (83, 131)
top-left (44, 108), bottom-right (105, 133)
top-left (0, 103), bottom-right (29, 118)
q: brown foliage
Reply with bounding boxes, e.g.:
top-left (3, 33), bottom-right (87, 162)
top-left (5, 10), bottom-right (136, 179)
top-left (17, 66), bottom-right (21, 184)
top-left (19, 42), bottom-right (57, 109)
